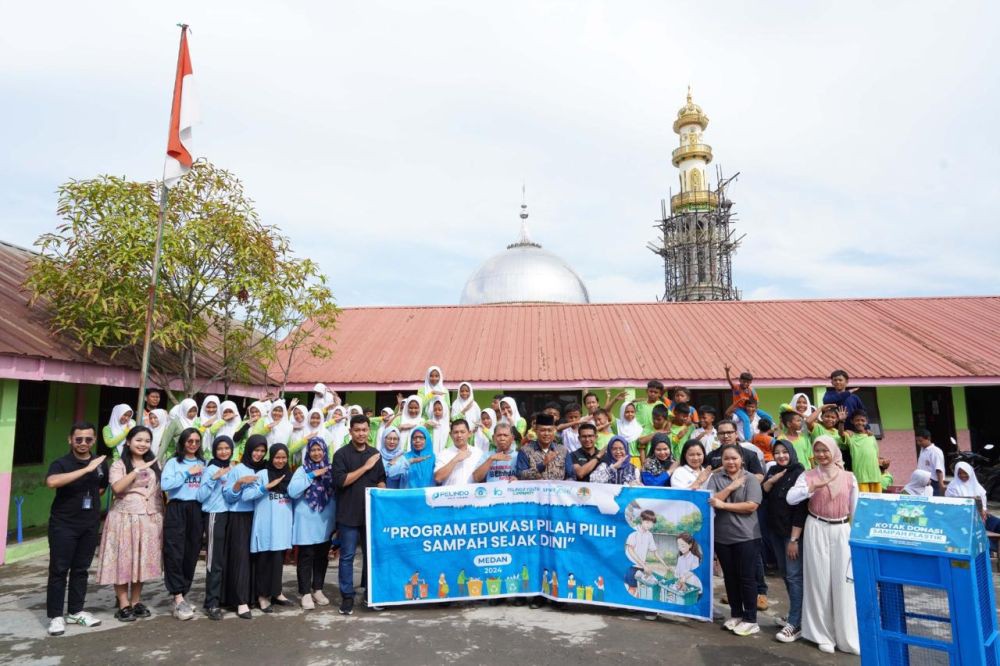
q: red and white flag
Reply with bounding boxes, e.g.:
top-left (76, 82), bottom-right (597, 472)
top-left (163, 26), bottom-right (199, 186)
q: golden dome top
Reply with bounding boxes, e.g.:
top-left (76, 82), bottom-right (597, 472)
top-left (673, 87), bottom-right (709, 133)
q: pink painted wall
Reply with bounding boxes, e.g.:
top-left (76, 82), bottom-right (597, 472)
top-left (879, 429), bottom-right (917, 488)
top-left (956, 429), bottom-right (971, 453)
top-left (0, 472), bottom-right (10, 565)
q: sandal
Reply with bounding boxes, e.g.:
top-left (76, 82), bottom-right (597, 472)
top-left (115, 606), bottom-right (136, 623)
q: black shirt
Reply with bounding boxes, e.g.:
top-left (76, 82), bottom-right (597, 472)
top-left (46, 453), bottom-right (109, 526)
top-left (332, 444), bottom-right (387, 527)
top-left (763, 465), bottom-right (809, 537)
top-left (568, 448), bottom-right (601, 482)
top-left (706, 445), bottom-right (765, 477)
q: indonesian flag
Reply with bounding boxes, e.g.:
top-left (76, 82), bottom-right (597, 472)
top-left (163, 27), bottom-right (198, 186)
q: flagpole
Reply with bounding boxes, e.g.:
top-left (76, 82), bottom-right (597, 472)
top-left (135, 23), bottom-right (188, 424)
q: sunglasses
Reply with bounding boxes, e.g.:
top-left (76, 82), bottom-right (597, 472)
top-left (73, 436), bottom-right (96, 444)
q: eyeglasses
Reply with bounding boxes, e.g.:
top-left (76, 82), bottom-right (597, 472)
top-left (718, 430), bottom-right (737, 436)
top-left (73, 436), bottom-right (96, 444)
top-left (186, 438), bottom-right (201, 444)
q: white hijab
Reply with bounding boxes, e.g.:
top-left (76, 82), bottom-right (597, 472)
top-left (902, 469), bottom-right (933, 497)
top-left (946, 461), bottom-right (987, 507)
top-left (267, 400), bottom-right (293, 446)
top-left (374, 407), bottom-right (395, 451)
top-left (790, 392), bottom-right (816, 416)
top-left (199, 395), bottom-right (221, 453)
top-left (170, 398), bottom-right (199, 430)
top-left (399, 396), bottom-right (423, 450)
top-left (451, 382), bottom-right (481, 427)
top-left (246, 400), bottom-right (268, 426)
top-left (499, 397), bottom-right (522, 429)
top-left (215, 400), bottom-right (242, 440)
top-left (147, 408), bottom-right (169, 456)
top-left (427, 396), bottom-right (450, 454)
top-left (290, 404), bottom-right (309, 435)
top-left (475, 408), bottom-right (497, 454)
top-left (310, 383), bottom-right (329, 412)
top-left (108, 404), bottom-right (135, 440)
top-left (616, 401), bottom-right (643, 443)
top-left (327, 405), bottom-right (349, 450)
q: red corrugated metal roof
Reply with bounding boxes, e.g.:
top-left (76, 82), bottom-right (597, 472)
top-left (282, 297), bottom-right (1000, 389)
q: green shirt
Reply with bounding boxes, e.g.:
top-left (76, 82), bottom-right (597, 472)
top-left (785, 432), bottom-right (812, 470)
top-left (634, 401), bottom-right (659, 435)
top-left (669, 424), bottom-right (692, 462)
top-left (846, 432), bottom-right (881, 483)
top-left (810, 424), bottom-right (844, 450)
top-left (881, 472), bottom-right (894, 491)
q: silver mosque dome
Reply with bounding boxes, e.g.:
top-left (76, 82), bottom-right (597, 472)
top-left (459, 202), bottom-right (590, 305)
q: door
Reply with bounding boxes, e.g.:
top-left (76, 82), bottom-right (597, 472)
top-left (910, 387), bottom-right (957, 458)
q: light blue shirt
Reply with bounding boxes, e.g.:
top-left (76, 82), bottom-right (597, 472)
top-left (197, 463), bottom-right (232, 514)
top-left (288, 467), bottom-right (336, 546)
top-left (161, 457), bottom-right (204, 501)
top-left (242, 469), bottom-right (293, 553)
top-left (223, 463), bottom-right (259, 513)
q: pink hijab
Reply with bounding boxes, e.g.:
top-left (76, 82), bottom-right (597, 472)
top-left (805, 435), bottom-right (849, 500)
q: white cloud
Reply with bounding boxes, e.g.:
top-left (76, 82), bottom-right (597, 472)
top-left (2, 0), bottom-right (998, 306)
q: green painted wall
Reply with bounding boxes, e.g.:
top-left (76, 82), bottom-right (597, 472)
top-left (0, 380), bottom-right (16, 476)
top-left (8, 382), bottom-right (99, 531)
top-left (755, 388), bottom-right (788, 419)
top-left (952, 387), bottom-right (968, 430)
top-left (348, 391), bottom-right (376, 411)
top-left (876, 386), bottom-right (913, 430)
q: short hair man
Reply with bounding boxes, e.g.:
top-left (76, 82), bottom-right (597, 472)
top-left (44, 422), bottom-right (109, 636)
top-left (915, 428), bottom-right (945, 496)
top-left (434, 419), bottom-right (479, 486)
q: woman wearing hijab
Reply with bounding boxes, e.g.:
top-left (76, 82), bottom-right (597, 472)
top-left (786, 435), bottom-right (860, 655)
top-left (160, 427), bottom-right (205, 621)
top-left (946, 462), bottom-right (1000, 535)
top-left (762, 440), bottom-right (807, 643)
top-left (498, 397), bottom-right (527, 441)
top-left (95, 425), bottom-right (162, 622)
top-left (474, 408), bottom-right (497, 455)
top-left (396, 396), bottom-right (424, 449)
top-left (241, 443), bottom-right (294, 613)
top-left (212, 401), bottom-right (243, 441)
top-left (451, 382), bottom-right (481, 428)
top-left (265, 400), bottom-right (294, 449)
top-left (789, 393), bottom-right (816, 418)
top-left (590, 436), bottom-right (638, 485)
top-left (425, 397), bottom-right (451, 454)
top-left (199, 395), bottom-right (221, 455)
top-left (669, 440), bottom-right (713, 490)
top-left (374, 407), bottom-right (396, 453)
top-left (902, 469), bottom-right (933, 497)
top-left (104, 404), bottom-right (135, 459)
top-left (196, 436), bottom-right (235, 620)
top-left (400, 426), bottom-right (436, 489)
top-left (147, 408), bottom-right (170, 458)
top-left (640, 433), bottom-right (673, 486)
top-left (288, 438), bottom-right (336, 610)
top-left (616, 402), bottom-right (645, 467)
top-left (286, 404), bottom-right (310, 463)
top-left (379, 427), bottom-right (408, 488)
top-left (223, 435), bottom-right (268, 618)
top-left (419, 365), bottom-right (449, 413)
top-left (326, 406), bottom-right (350, 451)
top-left (707, 444), bottom-right (764, 637)
top-left (157, 398), bottom-right (199, 463)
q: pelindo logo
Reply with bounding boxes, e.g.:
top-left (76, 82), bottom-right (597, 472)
top-left (475, 487), bottom-right (487, 498)
top-left (474, 553), bottom-right (512, 567)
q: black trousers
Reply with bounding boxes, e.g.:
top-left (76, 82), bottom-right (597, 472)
top-left (46, 519), bottom-right (99, 618)
top-left (163, 500), bottom-right (203, 596)
top-left (296, 542), bottom-right (331, 594)
top-left (203, 512), bottom-right (228, 609)
top-left (716, 539), bottom-right (761, 623)
top-left (253, 550), bottom-right (286, 599)
top-left (224, 511), bottom-right (254, 606)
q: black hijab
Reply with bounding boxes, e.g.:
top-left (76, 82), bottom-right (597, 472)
top-left (266, 443), bottom-right (291, 494)
top-left (242, 434), bottom-right (268, 472)
top-left (766, 439), bottom-right (804, 499)
top-left (209, 436), bottom-right (235, 469)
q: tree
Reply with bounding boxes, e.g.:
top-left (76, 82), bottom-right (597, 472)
top-left (26, 160), bottom-right (339, 400)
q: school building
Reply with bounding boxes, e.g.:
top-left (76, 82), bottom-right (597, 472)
top-left (282, 297), bottom-right (1000, 486)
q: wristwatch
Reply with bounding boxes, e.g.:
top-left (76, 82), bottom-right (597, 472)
top-left (789, 537), bottom-right (799, 543)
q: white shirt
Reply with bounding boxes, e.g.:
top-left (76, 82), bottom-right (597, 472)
top-left (917, 444), bottom-right (945, 478)
top-left (626, 529), bottom-right (656, 567)
top-left (561, 427), bottom-right (581, 453)
top-left (692, 427), bottom-right (719, 451)
top-left (433, 446), bottom-right (480, 486)
top-left (674, 551), bottom-right (703, 589)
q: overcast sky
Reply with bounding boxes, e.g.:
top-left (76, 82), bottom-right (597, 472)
top-left (3, 1), bottom-right (998, 307)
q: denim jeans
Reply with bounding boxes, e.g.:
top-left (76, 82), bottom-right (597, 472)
top-left (767, 531), bottom-right (803, 628)
top-left (337, 524), bottom-right (366, 599)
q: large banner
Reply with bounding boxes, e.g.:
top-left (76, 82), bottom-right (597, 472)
top-left (366, 481), bottom-right (714, 620)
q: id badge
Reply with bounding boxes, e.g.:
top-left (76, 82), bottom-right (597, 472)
top-left (82, 495), bottom-right (93, 510)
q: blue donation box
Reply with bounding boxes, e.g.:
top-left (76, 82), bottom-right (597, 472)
top-left (850, 493), bottom-right (999, 665)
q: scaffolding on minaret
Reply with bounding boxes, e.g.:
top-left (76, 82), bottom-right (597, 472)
top-left (648, 90), bottom-right (744, 302)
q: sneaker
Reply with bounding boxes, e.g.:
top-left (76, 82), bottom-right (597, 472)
top-left (173, 600), bottom-right (194, 621)
top-left (66, 611), bottom-right (102, 627)
top-left (131, 603), bottom-right (150, 619)
top-left (733, 621), bottom-right (760, 637)
top-left (818, 643), bottom-right (835, 654)
top-left (301, 594), bottom-right (315, 610)
top-left (756, 594), bottom-right (769, 611)
top-left (47, 617), bottom-right (66, 636)
top-left (312, 590), bottom-right (330, 606)
top-left (776, 624), bottom-right (801, 643)
top-left (723, 617), bottom-right (741, 631)
top-left (115, 606), bottom-right (137, 623)
top-left (339, 597), bottom-right (354, 615)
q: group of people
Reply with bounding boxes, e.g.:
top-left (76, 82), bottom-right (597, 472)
top-left (43, 365), bottom-right (995, 658)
